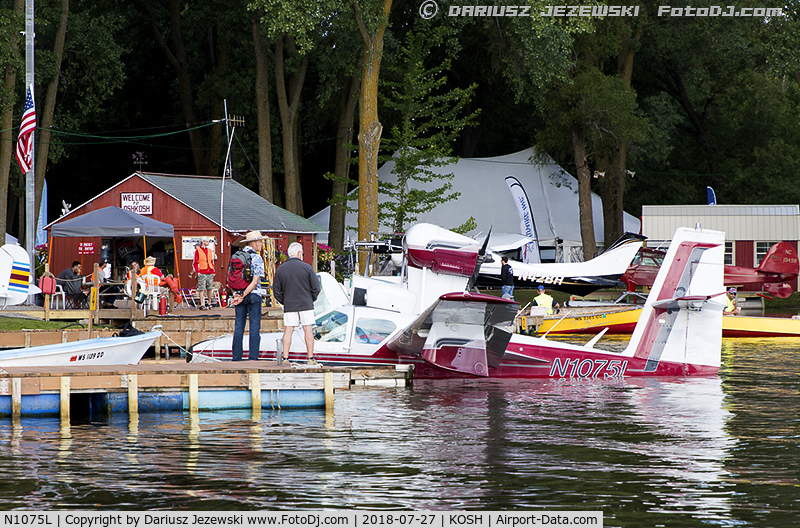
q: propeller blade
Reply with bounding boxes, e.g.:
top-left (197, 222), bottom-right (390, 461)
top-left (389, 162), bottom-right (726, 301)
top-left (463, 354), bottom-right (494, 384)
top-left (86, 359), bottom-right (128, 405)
top-left (468, 227), bottom-right (492, 292)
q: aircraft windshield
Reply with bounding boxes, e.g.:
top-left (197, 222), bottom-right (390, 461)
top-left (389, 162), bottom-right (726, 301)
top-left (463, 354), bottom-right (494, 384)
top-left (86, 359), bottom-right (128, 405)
top-left (314, 310), bottom-right (349, 343)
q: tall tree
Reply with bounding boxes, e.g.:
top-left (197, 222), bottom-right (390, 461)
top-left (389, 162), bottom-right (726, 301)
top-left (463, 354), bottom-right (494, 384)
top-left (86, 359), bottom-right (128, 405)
top-left (251, 14), bottom-right (273, 202)
top-left (274, 35), bottom-right (309, 214)
top-left (137, 0), bottom-right (228, 176)
top-left (0, 0), bottom-right (23, 240)
top-left (379, 29), bottom-right (478, 233)
top-left (353, 0), bottom-right (392, 265)
top-left (595, 16), bottom-right (646, 245)
top-left (34, 0), bottom-right (69, 218)
top-left (328, 75), bottom-right (360, 251)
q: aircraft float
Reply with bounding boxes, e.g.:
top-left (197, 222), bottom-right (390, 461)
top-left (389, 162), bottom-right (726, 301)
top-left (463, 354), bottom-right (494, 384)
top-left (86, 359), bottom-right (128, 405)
top-left (190, 223), bottom-right (725, 379)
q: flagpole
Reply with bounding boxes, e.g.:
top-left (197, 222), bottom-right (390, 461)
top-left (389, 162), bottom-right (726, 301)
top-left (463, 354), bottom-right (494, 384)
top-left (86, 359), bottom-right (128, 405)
top-left (24, 0), bottom-right (35, 300)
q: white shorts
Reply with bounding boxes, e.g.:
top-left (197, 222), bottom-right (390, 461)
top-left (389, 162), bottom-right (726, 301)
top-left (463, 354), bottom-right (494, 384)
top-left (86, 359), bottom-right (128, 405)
top-left (283, 309), bottom-right (315, 327)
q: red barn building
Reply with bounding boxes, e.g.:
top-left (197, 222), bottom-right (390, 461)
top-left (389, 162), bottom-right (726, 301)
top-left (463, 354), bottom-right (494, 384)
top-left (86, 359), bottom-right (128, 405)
top-left (45, 172), bottom-right (326, 289)
top-left (642, 204), bottom-right (800, 294)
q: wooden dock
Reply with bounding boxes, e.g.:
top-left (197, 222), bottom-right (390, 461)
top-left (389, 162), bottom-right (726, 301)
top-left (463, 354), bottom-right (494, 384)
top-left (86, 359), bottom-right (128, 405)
top-left (0, 359), bottom-right (413, 420)
top-left (0, 313), bottom-right (284, 360)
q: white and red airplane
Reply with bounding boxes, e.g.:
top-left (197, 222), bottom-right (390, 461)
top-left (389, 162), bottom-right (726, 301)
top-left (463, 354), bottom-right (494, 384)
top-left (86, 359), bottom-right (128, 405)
top-left (190, 224), bottom-right (725, 379)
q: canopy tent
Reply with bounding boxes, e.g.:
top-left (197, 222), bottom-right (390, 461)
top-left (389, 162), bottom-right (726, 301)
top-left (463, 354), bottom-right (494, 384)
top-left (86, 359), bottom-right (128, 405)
top-left (50, 206), bottom-right (174, 238)
top-left (47, 206), bottom-right (179, 287)
top-left (309, 148), bottom-right (641, 262)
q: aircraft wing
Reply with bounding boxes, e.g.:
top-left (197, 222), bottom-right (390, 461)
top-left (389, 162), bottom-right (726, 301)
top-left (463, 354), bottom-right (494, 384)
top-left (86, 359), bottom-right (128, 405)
top-left (479, 233), bottom-right (645, 296)
top-left (383, 292), bottom-right (519, 377)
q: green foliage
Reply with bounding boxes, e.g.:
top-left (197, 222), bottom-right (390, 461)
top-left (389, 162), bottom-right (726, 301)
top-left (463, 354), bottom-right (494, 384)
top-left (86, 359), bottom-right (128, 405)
top-left (378, 28), bottom-right (479, 233)
top-left (450, 216), bottom-right (477, 235)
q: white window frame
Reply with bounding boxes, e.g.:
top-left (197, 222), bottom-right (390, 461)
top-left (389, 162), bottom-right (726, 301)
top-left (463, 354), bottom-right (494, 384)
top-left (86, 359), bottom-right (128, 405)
top-left (755, 241), bottom-right (778, 266)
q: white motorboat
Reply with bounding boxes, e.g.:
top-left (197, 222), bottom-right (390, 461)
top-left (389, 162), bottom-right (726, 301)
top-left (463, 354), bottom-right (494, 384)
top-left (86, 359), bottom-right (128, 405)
top-left (0, 328), bottom-right (161, 367)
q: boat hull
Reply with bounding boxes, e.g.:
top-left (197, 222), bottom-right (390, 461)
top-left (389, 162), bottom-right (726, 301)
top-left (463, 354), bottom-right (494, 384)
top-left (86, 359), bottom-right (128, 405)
top-left (537, 307), bottom-right (800, 338)
top-left (536, 307), bottom-right (641, 335)
top-left (0, 330), bottom-right (161, 366)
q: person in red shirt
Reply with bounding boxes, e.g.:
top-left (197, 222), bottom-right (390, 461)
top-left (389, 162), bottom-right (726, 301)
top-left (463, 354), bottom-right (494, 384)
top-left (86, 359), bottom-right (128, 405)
top-left (190, 237), bottom-right (216, 309)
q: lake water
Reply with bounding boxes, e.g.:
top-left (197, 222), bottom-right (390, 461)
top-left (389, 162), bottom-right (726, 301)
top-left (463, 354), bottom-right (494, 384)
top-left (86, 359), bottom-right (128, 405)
top-left (1, 337), bottom-right (799, 527)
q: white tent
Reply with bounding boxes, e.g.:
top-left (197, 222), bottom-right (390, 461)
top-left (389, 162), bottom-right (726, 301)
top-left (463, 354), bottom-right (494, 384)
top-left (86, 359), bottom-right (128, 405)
top-left (309, 148), bottom-right (641, 261)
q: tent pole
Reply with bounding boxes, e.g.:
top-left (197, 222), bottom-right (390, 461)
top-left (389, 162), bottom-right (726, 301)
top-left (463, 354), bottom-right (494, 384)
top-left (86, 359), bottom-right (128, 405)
top-left (172, 236), bottom-right (180, 288)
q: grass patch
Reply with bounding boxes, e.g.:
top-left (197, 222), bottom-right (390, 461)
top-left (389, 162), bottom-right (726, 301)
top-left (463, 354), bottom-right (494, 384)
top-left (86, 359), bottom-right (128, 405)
top-left (0, 317), bottom-right (87, 331)
top-left (763, 292), bottom-right (800, 309)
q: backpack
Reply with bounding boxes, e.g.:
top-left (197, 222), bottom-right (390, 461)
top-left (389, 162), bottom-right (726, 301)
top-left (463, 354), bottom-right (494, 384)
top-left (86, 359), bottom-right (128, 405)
top-left (227, 249), bottom-right (253, 291)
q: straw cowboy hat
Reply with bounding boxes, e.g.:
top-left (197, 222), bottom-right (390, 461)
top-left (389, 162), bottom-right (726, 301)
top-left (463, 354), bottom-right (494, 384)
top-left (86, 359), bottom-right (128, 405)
top-left (237, 230), bottom-right (267, 246)
top-left (145, 256), bottom-right (157, 266)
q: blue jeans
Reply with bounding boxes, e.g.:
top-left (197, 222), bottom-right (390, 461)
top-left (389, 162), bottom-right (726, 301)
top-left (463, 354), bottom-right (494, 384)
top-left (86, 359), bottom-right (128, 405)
top-left (232, 292), bottom-right (262, 361)
top-left (501, 285), bottom-right (514, 300)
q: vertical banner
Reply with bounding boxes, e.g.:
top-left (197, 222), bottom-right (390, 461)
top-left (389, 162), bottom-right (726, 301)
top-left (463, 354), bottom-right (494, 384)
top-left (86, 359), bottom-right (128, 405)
top-left (504, 176), bottom-right (541, 263)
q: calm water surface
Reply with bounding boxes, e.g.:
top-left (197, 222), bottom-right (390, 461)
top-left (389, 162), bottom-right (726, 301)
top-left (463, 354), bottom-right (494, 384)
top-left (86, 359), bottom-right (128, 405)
top-left (1, 337), bottom-right (799, 527)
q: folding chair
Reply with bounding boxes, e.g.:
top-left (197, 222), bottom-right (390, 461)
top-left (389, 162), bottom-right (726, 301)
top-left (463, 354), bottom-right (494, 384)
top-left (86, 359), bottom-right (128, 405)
top-left (209, 282), bottom-right (223, 308)
top-left (179, 288), bottom-right (199, 309)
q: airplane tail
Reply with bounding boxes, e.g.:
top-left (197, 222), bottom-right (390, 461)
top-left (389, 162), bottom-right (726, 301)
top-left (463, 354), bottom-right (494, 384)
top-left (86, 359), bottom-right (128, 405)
top-left (624, 227), bottom-right (725, 375)
top-left (756, 241), bottom-right (799, 276)
top-left (0, 244), bottom-right (34, 306)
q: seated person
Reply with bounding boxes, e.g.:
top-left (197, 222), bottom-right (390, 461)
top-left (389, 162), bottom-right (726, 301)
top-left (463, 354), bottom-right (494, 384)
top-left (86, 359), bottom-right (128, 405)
top-left (139, 256), bottom-right (181, 306)
top-left (57, 261), bottom-right (87, 307)
top-left (97, 258), bottom-right (121, 308)
top-left (140, 255), bottom-right (164, 279)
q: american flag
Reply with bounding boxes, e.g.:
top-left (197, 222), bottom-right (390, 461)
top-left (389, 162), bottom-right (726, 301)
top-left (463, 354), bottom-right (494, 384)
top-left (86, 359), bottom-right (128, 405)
top-left (16, 84), bottom-right (35, 174)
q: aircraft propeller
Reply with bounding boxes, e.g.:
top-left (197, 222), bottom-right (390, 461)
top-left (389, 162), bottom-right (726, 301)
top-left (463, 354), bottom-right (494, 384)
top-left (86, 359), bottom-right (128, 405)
top-left (467, 227), bottom-right (491, 292)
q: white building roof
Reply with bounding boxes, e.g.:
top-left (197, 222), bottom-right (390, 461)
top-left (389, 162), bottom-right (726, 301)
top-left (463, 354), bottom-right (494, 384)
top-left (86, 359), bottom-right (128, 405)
top-left (642, 204), bottom-right (800, 241)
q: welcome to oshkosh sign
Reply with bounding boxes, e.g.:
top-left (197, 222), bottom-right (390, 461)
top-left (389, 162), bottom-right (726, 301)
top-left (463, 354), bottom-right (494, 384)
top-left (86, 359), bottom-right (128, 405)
top-left (120, 193), bottom-right (153, 215)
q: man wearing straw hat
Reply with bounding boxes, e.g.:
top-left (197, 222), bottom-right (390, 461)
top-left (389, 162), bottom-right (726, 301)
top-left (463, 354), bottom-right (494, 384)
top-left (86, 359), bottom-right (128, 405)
top-left (230, 230), bottom-right (267, 361)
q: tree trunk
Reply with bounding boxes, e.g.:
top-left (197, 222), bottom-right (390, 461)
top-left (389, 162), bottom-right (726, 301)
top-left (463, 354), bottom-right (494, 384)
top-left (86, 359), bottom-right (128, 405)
top-left (329, 75), bottom-right (360, 252)
top-left (274, 36), bottom-right (309, 214)
top-left (0, 0), bottom-right (24, 240)
top-left (598, 20), bottom-right (643, 245)
top-left (354, 0), bottom-right (392, 271)
top-left (597, 154), bottom-right (627, 246)
top-left (251, 15), bottom-right (273, 202)
top-left (34, 0), bottom-right (69, 218)
top-left (571, 125), bottom-right (596, 259)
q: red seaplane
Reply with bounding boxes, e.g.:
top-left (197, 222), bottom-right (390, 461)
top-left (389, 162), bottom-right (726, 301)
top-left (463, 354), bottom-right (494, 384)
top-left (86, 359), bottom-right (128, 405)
top-left (623, 241), bottom-right (799, 298)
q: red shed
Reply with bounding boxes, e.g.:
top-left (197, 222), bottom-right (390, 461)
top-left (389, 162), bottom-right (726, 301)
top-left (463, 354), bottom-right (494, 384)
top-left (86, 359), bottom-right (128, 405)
top-left (45, 172), bottom-right (327, 288)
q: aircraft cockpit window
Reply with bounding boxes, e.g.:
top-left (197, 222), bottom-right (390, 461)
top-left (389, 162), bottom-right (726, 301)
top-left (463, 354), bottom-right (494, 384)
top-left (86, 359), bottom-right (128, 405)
top-left (314, 310), bottom-right (349, 342)
top-left (354, 318), bottom-right (397, 344)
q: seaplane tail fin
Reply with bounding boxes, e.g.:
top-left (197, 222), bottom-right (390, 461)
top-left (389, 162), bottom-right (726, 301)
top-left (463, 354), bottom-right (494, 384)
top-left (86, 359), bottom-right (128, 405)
top-left (624, 227), bottom-right (725, 374)
top-left (383, 292), bottom-right (518, 377)
top-left (0, 244), bottom-right (34, 306)
top-left (757, 241), bottom-right (799, 277)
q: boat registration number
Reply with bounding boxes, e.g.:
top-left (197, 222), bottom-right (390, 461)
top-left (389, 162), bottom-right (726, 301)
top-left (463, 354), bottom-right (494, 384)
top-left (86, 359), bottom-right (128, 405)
top-left (69, 351), bottom-right (105, 362)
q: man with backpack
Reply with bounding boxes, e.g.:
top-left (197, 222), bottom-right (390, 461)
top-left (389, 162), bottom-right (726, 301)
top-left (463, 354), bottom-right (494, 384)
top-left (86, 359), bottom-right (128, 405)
top-left (274, 242), bottom-right (321, 365)
top-left (229, 230), bottom-right (267, 361)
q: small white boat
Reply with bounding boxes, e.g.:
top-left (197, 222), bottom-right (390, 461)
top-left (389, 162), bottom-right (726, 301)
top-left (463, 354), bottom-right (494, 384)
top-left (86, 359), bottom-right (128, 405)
top-left (0, 328), bottom-right (161, 367)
